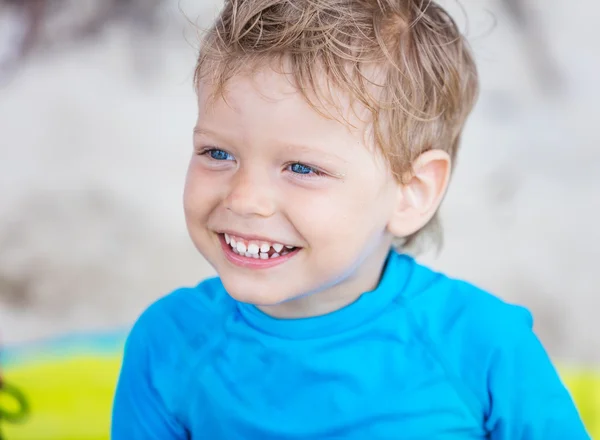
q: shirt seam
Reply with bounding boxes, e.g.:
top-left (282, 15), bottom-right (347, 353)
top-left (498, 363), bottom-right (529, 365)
top-left (400, 297), bottom-right (486, 428)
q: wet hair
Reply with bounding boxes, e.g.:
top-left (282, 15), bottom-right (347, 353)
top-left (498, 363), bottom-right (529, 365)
top-left (194, 0), bottom-right (479, 251)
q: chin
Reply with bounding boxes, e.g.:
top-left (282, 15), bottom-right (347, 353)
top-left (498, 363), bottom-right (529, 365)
top-left (219, 277), bottom-right (294, 306)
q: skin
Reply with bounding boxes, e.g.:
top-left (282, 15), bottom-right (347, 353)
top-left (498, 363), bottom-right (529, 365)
top-left (184, 66), bottom-right (451, 318)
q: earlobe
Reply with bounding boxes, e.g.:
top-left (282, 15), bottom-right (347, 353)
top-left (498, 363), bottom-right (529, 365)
top-left (387, 149), bottom-right (451, 238)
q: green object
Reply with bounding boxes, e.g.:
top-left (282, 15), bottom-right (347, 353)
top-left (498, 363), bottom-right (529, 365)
top-left (0, 380), bottom-right (29, 423)
top-left (0, 380), bottom-right (30, 440)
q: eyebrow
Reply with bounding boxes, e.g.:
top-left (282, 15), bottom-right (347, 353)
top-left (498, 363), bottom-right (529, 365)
top-left (193, 126), bottom-right (221, 138)
top-left (193, 126), bottom-right (238, 148)
top-left (282, 143), bottom-right (349, 165)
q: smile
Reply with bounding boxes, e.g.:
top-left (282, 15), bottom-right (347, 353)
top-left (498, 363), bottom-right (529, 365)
top-left (218, 233), bottom-right (300, 268)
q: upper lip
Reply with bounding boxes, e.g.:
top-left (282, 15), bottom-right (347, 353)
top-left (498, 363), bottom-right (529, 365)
top-left (217, 230), bottom-right (297, 246)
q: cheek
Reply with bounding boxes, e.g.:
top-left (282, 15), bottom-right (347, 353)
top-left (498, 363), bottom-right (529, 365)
top-left (287, 182), bottom-right (391, 247)
top-left (183, 163), bottom-right (219, 216)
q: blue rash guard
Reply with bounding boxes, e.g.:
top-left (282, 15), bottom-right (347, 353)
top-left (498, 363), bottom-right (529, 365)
top-left (111, 251), bottom-right (590, 439)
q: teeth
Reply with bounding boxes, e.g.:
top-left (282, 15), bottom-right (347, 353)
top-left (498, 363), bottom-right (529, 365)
top-left (272, 243), bottom-right (284, 253)
top-left (236, 242), bottom-right (247, 253)
top-left (227, 235), bottom-right (297, 259)
top-left (247, 243), bottom-right (260, 255)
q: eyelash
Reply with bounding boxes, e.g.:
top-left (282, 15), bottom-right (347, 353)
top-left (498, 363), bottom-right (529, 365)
top-left (198, 147), bottom-right (326, 177)
top-left (199, 147), bottom-right (234, 161)
top-left (286, 162), bottom-right (324, 177)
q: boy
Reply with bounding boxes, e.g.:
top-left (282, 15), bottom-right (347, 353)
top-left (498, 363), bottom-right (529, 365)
top-left (112, 0), bottom-right (591, 438)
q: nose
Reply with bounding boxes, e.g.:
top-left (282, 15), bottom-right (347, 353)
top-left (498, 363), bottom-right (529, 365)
top-left (223, 167), bottom-right (276, 218)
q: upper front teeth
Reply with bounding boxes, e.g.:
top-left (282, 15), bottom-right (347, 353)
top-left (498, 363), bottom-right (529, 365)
top-left (236, 242), bottom-right (247, 253)
top-left (224, 233), bottom-right (293, 257)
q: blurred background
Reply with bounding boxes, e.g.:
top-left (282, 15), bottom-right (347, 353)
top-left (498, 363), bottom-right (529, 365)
top-left (0, 0), bottom-right (598, 438)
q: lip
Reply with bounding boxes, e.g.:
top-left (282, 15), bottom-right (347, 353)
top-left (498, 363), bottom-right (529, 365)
top-left (219, 234), bottom-right (300, 269)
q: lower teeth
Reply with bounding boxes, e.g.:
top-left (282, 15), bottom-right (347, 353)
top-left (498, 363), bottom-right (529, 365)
top-left (231, 248), bottom-right (287, 259)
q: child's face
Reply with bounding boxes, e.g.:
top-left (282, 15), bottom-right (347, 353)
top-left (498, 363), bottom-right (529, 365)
top-left (185, 67), bottom-right (400, 315)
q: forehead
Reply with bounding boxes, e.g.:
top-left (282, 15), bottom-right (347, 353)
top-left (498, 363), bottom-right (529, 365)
top-left (196, 65), bottom-right (373, 144)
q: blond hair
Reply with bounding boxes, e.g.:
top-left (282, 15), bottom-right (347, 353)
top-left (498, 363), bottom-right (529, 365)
top-left (194, 0), bottom-right (479, 251)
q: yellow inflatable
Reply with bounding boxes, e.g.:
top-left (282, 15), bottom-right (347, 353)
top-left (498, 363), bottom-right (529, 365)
top-left (1, 332), bottom-right (124, 440)
top-left (1, 333), bottom-right (598, 439)
top-left (562, 367), bottom-right (600, 438)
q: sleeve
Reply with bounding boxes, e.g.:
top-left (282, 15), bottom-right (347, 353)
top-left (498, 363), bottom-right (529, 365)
top-left (484, 308), bottom-right (591, 439)
top-left (111, 313), bottom-right (188, 440)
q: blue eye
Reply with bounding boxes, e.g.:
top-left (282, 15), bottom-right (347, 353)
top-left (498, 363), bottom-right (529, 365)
top-left (289, 163), bottom-right (315, 175)
top-left (207, 149), bottom-right (234, 161)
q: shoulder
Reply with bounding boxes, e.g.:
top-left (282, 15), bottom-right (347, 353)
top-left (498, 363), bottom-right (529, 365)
top-left (405, 261), bottom-right (533, 345)
top-left (403, 260), bottom-right (537, 414)
top-left (125, 276), bottom-right (235, 356)
top-left (386, 253), bottom-right (533, 349)
top-left (119, 277), bottom-right (235, 415)
top-left (143, 276), bottom-right (233, 319)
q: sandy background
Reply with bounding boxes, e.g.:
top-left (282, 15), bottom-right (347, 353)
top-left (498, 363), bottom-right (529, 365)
top-left (0, 0), bottom-right (598, 364)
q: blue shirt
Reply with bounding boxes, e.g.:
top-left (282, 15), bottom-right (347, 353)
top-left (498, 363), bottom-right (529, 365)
top-left (111, 251), bottom-right (590, 439)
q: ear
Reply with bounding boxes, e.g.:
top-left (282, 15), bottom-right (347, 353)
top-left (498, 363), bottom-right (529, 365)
top-left (387, 149), bottom-right (451, 238)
